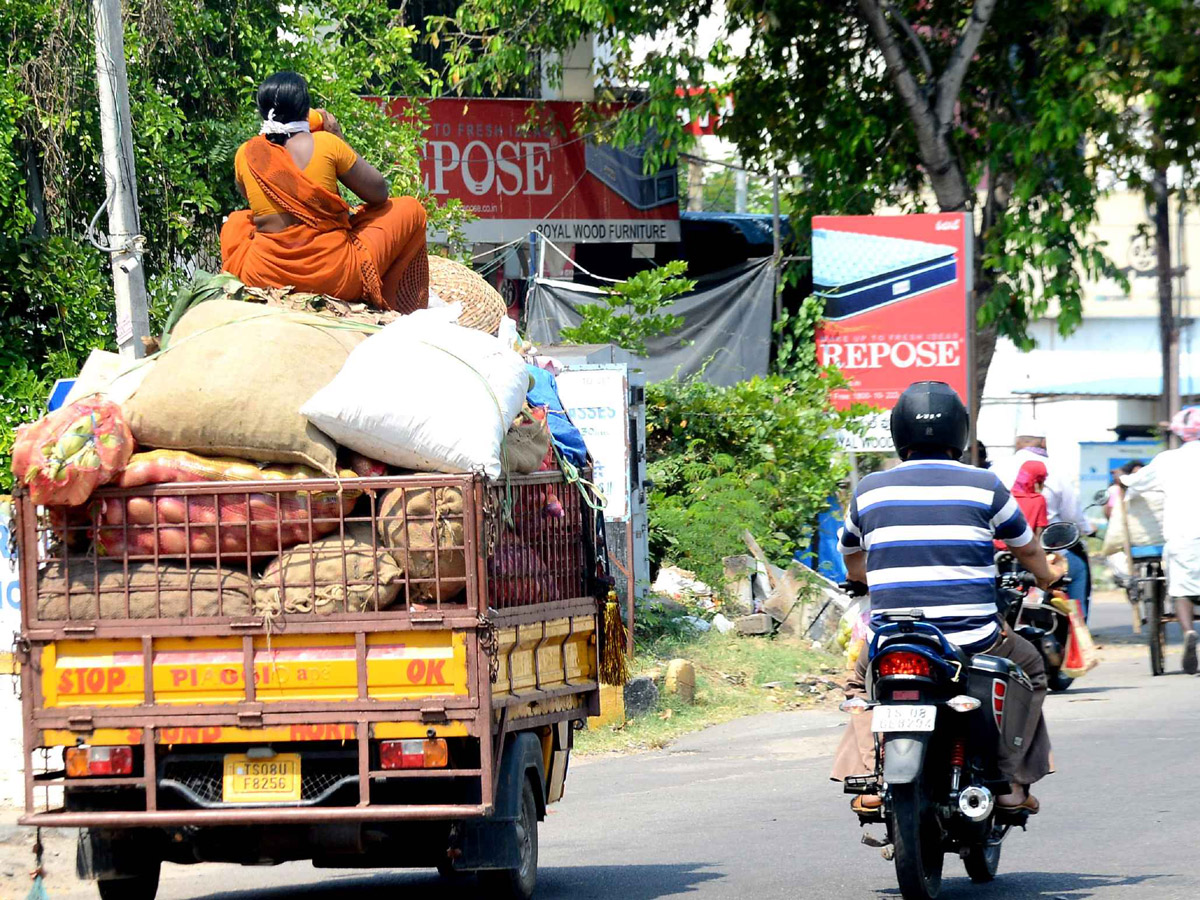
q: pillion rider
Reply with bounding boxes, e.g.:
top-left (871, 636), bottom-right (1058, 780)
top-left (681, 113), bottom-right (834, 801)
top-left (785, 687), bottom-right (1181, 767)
top-left (830, 381), bottom-right (1063, 815)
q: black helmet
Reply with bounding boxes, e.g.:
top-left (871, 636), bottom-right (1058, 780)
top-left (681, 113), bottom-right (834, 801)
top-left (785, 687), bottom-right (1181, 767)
top-left (891, 381), bottom-right (969, 458)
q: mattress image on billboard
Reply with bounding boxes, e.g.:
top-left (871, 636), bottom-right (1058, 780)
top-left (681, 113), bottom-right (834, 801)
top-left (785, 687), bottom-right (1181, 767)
top-left (813, 228), bottom-right (957, 320)
top-left (584, 140), bottom-right (678, 211)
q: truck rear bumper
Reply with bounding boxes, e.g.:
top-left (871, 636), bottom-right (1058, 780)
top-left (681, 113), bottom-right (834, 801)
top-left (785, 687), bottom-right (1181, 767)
top-left (20, 802), bottom-right (493, 827)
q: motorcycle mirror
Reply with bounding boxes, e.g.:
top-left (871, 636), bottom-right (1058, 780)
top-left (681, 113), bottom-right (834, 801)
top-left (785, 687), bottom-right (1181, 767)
top-left (1041, 521), bottom-right (1081, 553)
top-left (1092, 489), bottom-right (1108, 505)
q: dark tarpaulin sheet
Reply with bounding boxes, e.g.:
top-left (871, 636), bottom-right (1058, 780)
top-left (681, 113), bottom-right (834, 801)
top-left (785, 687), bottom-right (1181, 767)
top-left (525, 258), bottom-right (774, 386)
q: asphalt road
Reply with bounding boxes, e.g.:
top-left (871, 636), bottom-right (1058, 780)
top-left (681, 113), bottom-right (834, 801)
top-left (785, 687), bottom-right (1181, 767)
top-left (57, 595), bottom-right (1200, 900)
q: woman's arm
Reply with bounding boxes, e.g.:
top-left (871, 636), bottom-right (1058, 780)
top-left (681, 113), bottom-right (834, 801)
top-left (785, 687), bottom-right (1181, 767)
top-left (340, 157), bottom-right (390, 208)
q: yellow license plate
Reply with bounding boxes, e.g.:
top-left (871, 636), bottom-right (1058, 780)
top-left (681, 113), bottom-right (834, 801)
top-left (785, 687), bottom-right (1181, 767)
top-left (222, 753), bottom-right (301, 803)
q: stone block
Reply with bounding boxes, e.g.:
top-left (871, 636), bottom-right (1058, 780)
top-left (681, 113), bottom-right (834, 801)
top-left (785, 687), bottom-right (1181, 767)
top-left (623, 675), bottom-right (660, 716)
top-left (663, 659), bottom-right (696, 704)
top-left (735, 613), bottom-right (773, 636)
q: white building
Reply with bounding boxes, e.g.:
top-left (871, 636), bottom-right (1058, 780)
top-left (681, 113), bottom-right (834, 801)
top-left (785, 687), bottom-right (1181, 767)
top-left (980, 190), bottom-right (1198, 497)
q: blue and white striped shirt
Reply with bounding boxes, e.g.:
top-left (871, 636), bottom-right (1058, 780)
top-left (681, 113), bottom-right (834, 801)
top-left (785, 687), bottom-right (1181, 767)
top-left (838, 459), bottom-right (1033, 651)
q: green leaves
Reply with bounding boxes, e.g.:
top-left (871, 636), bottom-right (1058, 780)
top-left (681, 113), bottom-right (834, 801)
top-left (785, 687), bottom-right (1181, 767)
top-left (645, 369), bottom-right (854, 592)
top-left (560, 259), bottom-right (693, 355)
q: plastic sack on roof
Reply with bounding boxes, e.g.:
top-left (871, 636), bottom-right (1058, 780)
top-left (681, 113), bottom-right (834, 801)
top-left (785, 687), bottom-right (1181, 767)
top-left (11, 396), bottom-right (134, 506)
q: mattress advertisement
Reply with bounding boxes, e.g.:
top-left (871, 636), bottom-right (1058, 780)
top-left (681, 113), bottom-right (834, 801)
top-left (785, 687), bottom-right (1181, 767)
top-left (393, 99), bottom-right (681, 245)
top-left (813, 213), bottom-right (973, 451)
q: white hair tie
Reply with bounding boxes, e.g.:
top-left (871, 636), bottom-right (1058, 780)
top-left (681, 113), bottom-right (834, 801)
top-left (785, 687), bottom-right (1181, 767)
top-left (260, 108), bottom-right (310, 136)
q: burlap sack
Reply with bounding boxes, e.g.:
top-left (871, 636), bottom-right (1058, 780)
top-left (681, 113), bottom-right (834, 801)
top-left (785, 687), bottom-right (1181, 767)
top-left (123, 299), bottom-right (365, 474)
top-left (37, 560), bottom-right (253, 620)
top-left (502, 408), bottom-right (553, 475)
top-left (428, 255), bottom-right (508, 336)
top-left (255, 523), bottom-right (402, 616)
top-left (377, 487), bottom-right (467, 602)
top-left (1103, 488), bottom-right (1166, 556)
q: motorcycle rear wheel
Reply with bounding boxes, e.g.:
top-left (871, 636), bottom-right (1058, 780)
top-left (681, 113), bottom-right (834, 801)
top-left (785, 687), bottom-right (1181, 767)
top-left (890, 782), bottom-right (944, 900)
top-left (962, 831), bottom-right (1002, 883)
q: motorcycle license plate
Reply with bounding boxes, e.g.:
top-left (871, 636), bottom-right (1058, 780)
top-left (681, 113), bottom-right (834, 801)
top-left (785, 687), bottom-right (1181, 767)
top-left (222, 754), bottom-right (301, 803)
top-left (871, 705), bottom-right (937, 733)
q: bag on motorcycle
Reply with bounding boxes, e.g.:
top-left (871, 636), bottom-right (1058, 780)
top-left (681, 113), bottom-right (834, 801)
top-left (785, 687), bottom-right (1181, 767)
top-left (966, 655), bottom-right (1037, 753)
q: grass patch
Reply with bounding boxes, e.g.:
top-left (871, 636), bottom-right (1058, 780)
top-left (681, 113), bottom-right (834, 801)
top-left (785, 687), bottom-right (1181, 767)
top-left (576, 631), bottom-right (844, 755)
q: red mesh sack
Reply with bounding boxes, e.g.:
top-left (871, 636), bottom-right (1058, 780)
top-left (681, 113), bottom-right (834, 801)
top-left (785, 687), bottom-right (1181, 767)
top-left (11, 396), bottom-right (134, 506)
top-left (487, 539), bottom-right (557, 607)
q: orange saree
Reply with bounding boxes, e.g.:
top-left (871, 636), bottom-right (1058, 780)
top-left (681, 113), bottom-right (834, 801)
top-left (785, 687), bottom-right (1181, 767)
top-left (220, 136), bottom-right (429, 313)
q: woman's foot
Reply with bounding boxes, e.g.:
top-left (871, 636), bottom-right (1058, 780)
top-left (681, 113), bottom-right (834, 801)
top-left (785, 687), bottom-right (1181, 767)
top-left (851, 794), bottom-right (882, 815)
top-left (997, 785), bottom-right (1039, 814)
top-left (1183, 631), bottom-right (1198, 675)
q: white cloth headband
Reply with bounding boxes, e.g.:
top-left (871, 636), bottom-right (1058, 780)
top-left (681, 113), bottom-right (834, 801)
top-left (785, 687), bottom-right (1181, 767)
top-left (259, 108), bottom-right (310, 136)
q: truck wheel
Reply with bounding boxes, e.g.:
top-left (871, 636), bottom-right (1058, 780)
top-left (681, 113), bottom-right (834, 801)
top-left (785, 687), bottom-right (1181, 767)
top-left (97, 863), bottom-right (160, 900)
top-left (478, 778), bottom-right (539, 900)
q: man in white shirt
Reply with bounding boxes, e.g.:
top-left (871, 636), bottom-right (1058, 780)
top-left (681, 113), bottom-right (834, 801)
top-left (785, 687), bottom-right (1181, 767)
top-left (1122, 407), bottom-right (1200, 674)
top-left (994, 419), bottom-right (1095, 615)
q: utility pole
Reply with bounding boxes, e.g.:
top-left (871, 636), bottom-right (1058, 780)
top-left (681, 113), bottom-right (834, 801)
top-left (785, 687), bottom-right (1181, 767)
top-left (1153, 166), bottom-right (1181, 447)
top-left (771, 174), bottom-right (782, 321)
top-left (734, 166), bottom-right (748, 214)
top-left (94, 0), bottom-right (151, 359)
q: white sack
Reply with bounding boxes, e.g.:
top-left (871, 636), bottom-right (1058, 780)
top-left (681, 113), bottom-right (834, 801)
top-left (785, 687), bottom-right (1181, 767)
top-left (302, 311), bottom-right (529, 479)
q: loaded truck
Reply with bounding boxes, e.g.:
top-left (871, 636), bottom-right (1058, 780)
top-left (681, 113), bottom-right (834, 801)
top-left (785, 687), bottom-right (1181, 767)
top-left (12, 468), bottom-right (603, 899)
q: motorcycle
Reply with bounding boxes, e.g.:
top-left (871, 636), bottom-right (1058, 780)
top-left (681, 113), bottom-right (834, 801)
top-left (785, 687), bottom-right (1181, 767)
top-left (841, 527), bottom-right (1070, 900)
top-left (995, 521), bottom-right (1081, 693)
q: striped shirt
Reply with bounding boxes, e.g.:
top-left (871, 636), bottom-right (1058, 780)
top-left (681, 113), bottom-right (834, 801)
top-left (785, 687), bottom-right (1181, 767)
top-left (838, 458), bottom-right (1033, 651)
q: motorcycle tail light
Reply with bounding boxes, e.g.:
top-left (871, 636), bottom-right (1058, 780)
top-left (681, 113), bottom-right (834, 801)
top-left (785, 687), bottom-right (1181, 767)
top-left (877, 651), bottom-right (932, 678)
top-left (64, 746), bottom-right (133, 777)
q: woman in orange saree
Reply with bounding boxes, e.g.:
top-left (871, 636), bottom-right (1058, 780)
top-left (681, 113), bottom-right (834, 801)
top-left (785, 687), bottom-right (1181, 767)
top-left (220, 72), bottom-right (428, 313)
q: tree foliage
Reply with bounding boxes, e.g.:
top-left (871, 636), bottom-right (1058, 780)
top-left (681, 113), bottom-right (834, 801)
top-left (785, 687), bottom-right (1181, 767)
top-left (0, 0), bottom-right (461, 489)
top-left (436, 0), bottom-right (1160, 402)
top-left (559, 260), bottom-right (693, 355)
top-left (646, 367), bottom-right (861, 591)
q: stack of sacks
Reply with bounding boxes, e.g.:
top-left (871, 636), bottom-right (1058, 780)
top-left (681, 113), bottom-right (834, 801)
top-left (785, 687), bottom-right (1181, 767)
top-left (16, 264), bottom-right (587, 620)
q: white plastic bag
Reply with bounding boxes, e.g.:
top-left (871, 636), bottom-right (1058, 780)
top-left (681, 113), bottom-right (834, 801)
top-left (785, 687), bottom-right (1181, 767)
top-left (302, 311), bottom-right (528, 478)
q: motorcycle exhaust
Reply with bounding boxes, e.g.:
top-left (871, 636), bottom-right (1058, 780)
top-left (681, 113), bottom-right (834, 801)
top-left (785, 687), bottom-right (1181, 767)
top-left (958, 786), bottom-right (995, 821)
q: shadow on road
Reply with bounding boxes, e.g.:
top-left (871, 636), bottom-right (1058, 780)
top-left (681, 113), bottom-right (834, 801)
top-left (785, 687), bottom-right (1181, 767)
top-left (877, 870), bottom-right (1173, 898)
top-left (177, 863), bottom-right (724, 899)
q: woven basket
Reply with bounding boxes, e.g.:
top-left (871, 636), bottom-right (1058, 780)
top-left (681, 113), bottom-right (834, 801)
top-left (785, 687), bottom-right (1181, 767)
top-left (428, 255), bottom-right (508, 336)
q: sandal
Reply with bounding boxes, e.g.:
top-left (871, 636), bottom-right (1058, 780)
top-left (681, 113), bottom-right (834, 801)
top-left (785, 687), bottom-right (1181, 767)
top-left (851, 795), bottom-right (883, 815)
top-left (997, 794), bottom-right (1039, 815)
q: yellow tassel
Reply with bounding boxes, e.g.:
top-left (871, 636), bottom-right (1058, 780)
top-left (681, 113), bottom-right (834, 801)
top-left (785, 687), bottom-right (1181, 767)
top-left (599, 590), bottom-right (630, 686)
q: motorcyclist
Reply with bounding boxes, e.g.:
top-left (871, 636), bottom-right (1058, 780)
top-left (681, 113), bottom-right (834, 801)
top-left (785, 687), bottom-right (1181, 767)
top-left (993, 420), bottom-right (1095, 618)
top-left (831, 382), bottom-right (1062, 816)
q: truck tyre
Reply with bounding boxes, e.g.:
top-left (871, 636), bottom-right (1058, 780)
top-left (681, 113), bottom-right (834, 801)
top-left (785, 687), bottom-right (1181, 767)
top-left (97, 863), bottom-right (160, 900)
top-left (478, 777), bottom-right (539, 900)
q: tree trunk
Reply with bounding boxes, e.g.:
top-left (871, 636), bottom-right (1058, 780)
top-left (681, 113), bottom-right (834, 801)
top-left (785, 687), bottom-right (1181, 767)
top-left (1153, 167), bottom-right (1180, 447)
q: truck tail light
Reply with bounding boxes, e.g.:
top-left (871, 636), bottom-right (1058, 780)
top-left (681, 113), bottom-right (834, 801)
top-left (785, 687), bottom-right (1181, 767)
top-left (65, 746), bottom-right (133, 777)
top-left (877, 651), bottom-right (932, 678)
top-left (380, 739), bottom-right (448, 770)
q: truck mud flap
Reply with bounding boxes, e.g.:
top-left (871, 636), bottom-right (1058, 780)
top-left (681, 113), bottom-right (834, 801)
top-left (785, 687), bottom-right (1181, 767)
top-left (454, 732), bottom-right (545, 871)
top-left (882, 734), bottom-right (930, 785)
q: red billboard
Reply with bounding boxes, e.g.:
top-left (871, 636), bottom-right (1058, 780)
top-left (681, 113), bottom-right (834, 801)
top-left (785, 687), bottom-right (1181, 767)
top-left (812, 213), bottom-right (972, 450)
top-left (397, 99), bottom-right (680, 245)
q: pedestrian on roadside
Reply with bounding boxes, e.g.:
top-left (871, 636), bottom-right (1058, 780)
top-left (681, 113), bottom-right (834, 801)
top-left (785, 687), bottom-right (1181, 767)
top-left (1120, 408), bottom-right (1200, 674)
